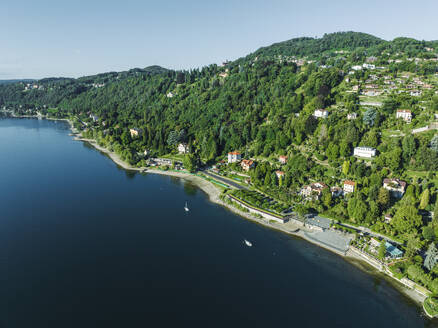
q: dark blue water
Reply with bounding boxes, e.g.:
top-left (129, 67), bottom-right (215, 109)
top-left (0, 118), bottom-right (433, 327)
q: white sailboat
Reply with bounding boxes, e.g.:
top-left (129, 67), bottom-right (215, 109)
top-left (184, 201), bottom-right (189, 212)
top-left (244, 239), bottom-right (252, 247)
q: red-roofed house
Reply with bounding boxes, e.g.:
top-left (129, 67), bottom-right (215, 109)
top-left (275, 170), bottom-right (285, 179)
top-left (300, 182), bottom-right (328, 200)
top-left (343, 180), bottom-right (356, 194)
top-left (383, 178), bottom-right (407, 198)
top-left (279, 155), bottom-right (288, 164)
top-left (227, 151), bottom-right (241, 163)
top-left (241, 159), bottom-right (255, 171)
top-left (396, 109), bottom-right (412, 122)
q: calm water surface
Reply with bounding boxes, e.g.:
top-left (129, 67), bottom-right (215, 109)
top-left (0, 118), bottom-right (434, 327)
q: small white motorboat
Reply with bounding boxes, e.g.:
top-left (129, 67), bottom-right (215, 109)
top-left (244, 239), bottom-right (252, 247)
top-left (184, 201), bottom-right (189, 212)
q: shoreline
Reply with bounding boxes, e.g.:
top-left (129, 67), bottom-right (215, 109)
top-left (75, 135), bottom-right (429, 307)
top-left (7, 115), bottom-right (431, 315)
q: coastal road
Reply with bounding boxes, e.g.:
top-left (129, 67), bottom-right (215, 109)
top-left (337, 222), bottom-right (401, 245)
top-left (202, 170), bottom-right (246, 190)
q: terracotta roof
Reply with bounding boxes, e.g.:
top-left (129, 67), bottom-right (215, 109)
top-left (241, 159), bottom-right (254, 166)
top-left (383, 178), bottom-right (406, 188)
top-left (228, 151), bottom-right (241, 155)
top-left (344, 180), bottom-right (356, 186)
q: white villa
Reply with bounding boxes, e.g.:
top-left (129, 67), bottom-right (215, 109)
top-left (353, 147), bottom-right (376, 158)
top-left (227, 151), bottom-right (241, 163)
top-left (343, 180), bottom-right (356, 194)
top-left (314, 109), bottom-right (329, 118)
top-left (129, 128), bottom-right (141, 138)
top-left (396, 109), bottom-right (412, 122)
top-left (178, 143), bottom-right (189, 154)
top-left (383, 178), bottom-right (407, 198)
top-left (347, 113), bottom-right (357, 120)
top-left (300, 182), bottom-right (328, 200)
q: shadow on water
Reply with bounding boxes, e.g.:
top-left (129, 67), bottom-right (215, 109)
top-left (183, 181), bottom-right (198, 196)
top-left (169, 176), bottom-right (182, 186)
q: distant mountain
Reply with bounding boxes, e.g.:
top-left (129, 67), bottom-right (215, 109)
top-left (0, 79), bottom-right (35, 85)
top-left (242, 32), bottom-right (385, 61)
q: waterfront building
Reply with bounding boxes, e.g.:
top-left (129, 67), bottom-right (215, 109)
top-left (385, 242), bottom-right (403, 259)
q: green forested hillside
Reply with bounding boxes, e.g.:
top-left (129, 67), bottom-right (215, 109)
top-left (2, 31), bottom-right (438, 292)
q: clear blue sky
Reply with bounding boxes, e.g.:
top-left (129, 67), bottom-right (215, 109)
top-left (1, 0), bottom-right (437, 79)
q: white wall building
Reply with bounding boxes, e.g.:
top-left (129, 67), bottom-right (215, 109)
top-left (227, 151), bottom-right (241, 163)
top-left (354, 147), bottom-right (376, 158)
top-left (396, 109), bottom-right (412, 122)
top-left (178, 143), bottom-right (189, 154)
top-left (347, 113), bottom-right (357, 120)
top-left (343, 180), bottom-right (355, 194)
top-left (314, 109), bottom-right (329, 118)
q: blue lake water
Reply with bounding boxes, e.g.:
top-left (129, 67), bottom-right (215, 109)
top-left (0, 118), bottom-right (434, 327)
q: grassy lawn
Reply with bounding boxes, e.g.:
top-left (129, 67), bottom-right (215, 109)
top-left (359, 95), bottom-right (386, 104)
top-left (231, 189), bottom-right (289, 215)
top-left (424, 297), bottom-right (438, 318)
top-left (405, 170), bottom-right (438, 184)
top-left (161, 153), bottom-right (185, 161)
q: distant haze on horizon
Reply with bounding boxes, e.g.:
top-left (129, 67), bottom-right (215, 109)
top-left (1, 0), bottom-right (437, 79)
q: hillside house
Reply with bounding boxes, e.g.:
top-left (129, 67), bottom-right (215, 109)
top-left (366, 56), bottom-right (378, 63)
top-left (363, 89), bottom-right (382, 96)
top-left (362, 63), bottom-right (376, 69)
top-left (241, 159), bottom-right (254, 171)
top-left (385, 242), bottom-right (403, 259)
top-left (178, 143), bottom-right (189, 154)
top-left (343, 180), bottom-right (355, 194)
top-left (314, 109), bottom-right (329, 118)
top-left (279, 155), bottom-right (288, 164)
top-left (383, 178), bottom-right (406, 198)
top-left (396, 109), bottom-right (412, 122)
top-left (130, 128), bottom-right (141, 138)
top-left (167, 92), bottom-right (174, 98)
top-left (353, 147), bottom-right (376, 158)
top-left (347, 113), bottom-right (357, 120)
top-left (351, 65), bottom-right (362, 71)
top-left (228, 151), bottom-right (241, 163)
top-left (300, 182), bottom-right (328, 200)
top-left (331, 187), bottom-right (343, 197)
top-left (275, 170), bottom-right (285, 179)
top-left (384, 214), bottom-right (392, 223)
